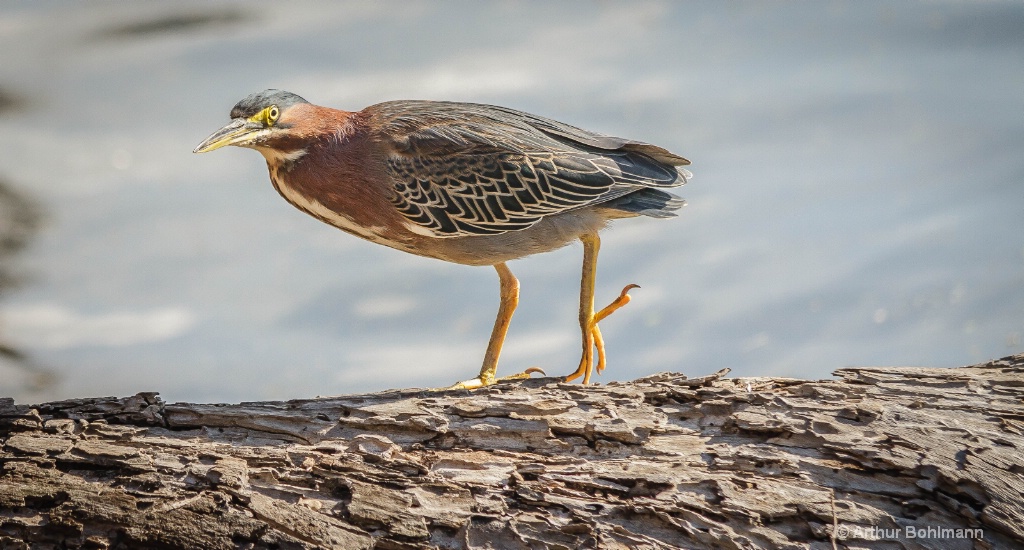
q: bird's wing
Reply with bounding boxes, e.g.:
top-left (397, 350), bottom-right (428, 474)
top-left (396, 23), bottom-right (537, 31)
top-left (376, 101), bottom-right (689, 237)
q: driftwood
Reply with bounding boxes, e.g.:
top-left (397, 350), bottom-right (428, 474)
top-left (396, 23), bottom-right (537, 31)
top-left (1, 355), bottom-right (1022, 549)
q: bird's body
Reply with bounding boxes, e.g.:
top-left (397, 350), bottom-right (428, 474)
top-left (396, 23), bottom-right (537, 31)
top-left (195, 90), bottom-right (690, 388)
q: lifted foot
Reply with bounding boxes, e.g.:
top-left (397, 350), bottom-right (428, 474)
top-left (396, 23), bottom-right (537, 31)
top-left (565, 284), bottom-right (639, 384)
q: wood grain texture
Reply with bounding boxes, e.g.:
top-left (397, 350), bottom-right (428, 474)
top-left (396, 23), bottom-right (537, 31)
top-left (2, 355), bottom-right (1022, 549)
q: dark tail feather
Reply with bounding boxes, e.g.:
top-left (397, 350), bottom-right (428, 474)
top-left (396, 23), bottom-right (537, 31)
top-left (601, 188), bottom-right (686, 218)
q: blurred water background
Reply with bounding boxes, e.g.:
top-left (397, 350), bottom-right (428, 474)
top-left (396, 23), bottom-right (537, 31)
top-left (1, 1), bottom-right (1022, 404)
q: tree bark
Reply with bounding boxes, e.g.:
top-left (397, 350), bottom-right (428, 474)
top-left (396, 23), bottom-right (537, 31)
top-left (2, 354), bottom-right (1022, 549)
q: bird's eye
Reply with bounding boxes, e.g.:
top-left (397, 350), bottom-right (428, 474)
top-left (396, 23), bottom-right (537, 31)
top-left (266, 106), bottom-right (280, 126)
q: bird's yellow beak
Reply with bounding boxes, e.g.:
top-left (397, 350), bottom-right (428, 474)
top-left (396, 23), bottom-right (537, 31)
top-left (193, 118), bottom-right (263, 153)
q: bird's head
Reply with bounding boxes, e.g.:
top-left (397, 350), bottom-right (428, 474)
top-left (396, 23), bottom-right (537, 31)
top-left (193, 89), bottom-right (311, 158)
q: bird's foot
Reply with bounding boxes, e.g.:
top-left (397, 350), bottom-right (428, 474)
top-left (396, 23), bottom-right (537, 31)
top-left (565, 284), bottom-right (639, 384)
top-left (445, 367), bottom-right (546, 391)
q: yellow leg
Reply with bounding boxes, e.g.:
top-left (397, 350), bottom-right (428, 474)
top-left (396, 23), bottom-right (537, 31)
top-left (565, 234), bottom-right (639, 384)
top-left (565, 234), bottom-right (599, 383)
top-left (450, 263), bottom-right (544, 390)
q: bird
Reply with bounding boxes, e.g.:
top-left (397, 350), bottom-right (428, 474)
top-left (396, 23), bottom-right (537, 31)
top-left (194, 89), bottom-right (691, 389)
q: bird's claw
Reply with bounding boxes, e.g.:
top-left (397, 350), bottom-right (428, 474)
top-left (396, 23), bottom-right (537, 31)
top-left (500, 366), bottom-right (546, 381)
top-left (593, 283), bottom-right (639, 325)
top-left (444, 367), bottom-right (546, 391)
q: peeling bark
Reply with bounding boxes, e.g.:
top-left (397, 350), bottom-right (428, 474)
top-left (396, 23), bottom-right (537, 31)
top-left (1, 355), bottom-right (1022, 549)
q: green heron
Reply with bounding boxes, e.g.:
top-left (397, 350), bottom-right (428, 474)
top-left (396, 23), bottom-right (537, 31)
top-left (194, 90), bottom-right (690, 389)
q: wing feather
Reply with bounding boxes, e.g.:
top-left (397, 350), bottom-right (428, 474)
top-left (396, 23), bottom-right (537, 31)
top-left (375, 101), bottom-right (688, 237)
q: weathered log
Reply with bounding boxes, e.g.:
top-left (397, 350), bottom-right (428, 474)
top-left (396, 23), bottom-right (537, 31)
top-left (2, 354), bottom-right (1022, 549)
